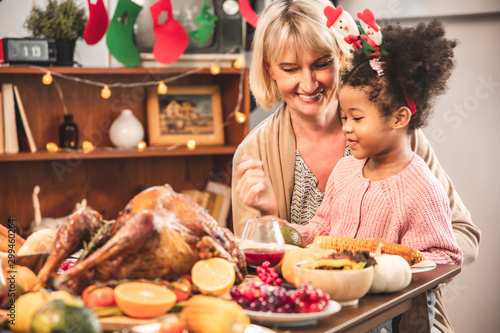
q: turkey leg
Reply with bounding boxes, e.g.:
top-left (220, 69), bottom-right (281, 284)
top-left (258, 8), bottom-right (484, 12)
top-left (36, 210), bottom-right (102, 288)
top-left (56, 211), bottom-right (156, 287)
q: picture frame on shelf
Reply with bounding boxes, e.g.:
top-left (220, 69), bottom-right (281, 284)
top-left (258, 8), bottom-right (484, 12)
top-left (147, 85), bottom-right (225, 146)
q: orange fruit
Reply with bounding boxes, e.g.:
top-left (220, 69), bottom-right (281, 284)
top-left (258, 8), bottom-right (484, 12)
top-left (191, 258), bottom-right (235, 296)
top-left (14, 265), bottom-right (38, 292)
top-left (114, 282), bottom-right (176, 319)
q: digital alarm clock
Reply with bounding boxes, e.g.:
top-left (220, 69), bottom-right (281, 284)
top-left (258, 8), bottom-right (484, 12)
top-left (0, 38), bottom-right (57, 64)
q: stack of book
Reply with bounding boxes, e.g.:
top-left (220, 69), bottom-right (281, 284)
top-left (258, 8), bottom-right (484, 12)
top-left (1, 83), bottom-right (37, 154)
top-left (182, 180), bottom-right (232, 228)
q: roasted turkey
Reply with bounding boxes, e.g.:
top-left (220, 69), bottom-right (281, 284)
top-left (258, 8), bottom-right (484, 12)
top-left (36, 184), bottom-right (247, 293)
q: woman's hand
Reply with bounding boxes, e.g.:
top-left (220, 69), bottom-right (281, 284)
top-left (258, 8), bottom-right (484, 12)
top-left (235, 155), bottom-right (278, 216)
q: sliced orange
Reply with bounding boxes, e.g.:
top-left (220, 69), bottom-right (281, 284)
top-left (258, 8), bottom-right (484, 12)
top-left (191, 258), bottom-right (235, 296)
top-left (114, 282), bottom-right (176, 319)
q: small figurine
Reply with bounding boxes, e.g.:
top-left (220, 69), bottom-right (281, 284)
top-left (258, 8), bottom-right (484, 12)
top-left (324, 6), bottom-right (387, 57)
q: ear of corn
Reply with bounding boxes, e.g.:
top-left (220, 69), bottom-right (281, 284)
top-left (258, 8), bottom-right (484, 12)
top-left (309, 236), bottom-right (426, 266)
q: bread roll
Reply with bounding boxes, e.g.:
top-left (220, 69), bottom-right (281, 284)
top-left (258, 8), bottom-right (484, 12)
top-left (18, 229), bottom-right (57, 255)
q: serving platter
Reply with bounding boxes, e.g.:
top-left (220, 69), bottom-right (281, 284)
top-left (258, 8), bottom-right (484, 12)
top-left (244, 300), bottom-right (342, 327)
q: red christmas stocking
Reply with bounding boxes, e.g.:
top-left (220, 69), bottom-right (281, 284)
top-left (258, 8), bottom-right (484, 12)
top-left (239, 0), bottom-right (258, 27)
top-left (106, 0), bottom-right (143, 67)
top-left (150, 0), bottom-right (188, 64)
top-left (84, 0), bottom-right (109, 45)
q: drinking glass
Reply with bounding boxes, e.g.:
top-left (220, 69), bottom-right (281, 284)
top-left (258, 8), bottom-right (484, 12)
top-left (240, 217), bottom-right (285, 268)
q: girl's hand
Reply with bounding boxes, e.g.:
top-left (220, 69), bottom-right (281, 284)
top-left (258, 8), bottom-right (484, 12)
top-left (235, 155), bottom-right (278, 216)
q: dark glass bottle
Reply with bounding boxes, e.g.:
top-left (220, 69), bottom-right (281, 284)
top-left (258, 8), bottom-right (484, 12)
top-left (59, 114), bottom-right (78, 149)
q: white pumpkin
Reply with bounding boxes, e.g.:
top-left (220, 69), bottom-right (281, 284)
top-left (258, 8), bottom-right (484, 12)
top-left (369, 254), bottom-right (412, 293)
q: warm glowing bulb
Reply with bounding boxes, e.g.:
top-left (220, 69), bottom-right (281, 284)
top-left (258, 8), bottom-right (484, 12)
top-left (46, 142), bottom-right (59, 153)
top-left (137, 140), bottom-right (147, 152)
top-left (235, 111), bottom-right (246, 124)
top-left (233, 57), bottom-right (245, 69)
top-left (210, 64), bottom-right (221, 75)
top-left (157, 82), bottom-right (168, 95)
top-left (82, 141), bottom-right (96, 153)
top-left (42, 72), bottom-right (53, 85)
top-left (101, 85), bottom-right (111, 99)
top-left (186, 139), bottom-right (196, 150)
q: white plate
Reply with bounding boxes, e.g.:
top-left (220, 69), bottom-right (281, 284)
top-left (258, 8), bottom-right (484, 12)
top-left (411, 261), bottom-right (437, 274)
top-left (244, 300), bottom-right (342, 327)
top-left (132, 322), bottom-right (273, 333)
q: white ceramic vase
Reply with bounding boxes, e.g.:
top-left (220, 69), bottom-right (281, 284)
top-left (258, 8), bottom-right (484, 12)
top-left (109, 109), bottom-right (144, 149)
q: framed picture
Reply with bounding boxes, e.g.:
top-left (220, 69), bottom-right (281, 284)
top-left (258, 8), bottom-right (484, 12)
top-left (147, 85), bottom-right (225, 146)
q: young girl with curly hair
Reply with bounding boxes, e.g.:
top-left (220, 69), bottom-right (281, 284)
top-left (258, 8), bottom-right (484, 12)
top-left (285, 18), bottom-right (463, 332)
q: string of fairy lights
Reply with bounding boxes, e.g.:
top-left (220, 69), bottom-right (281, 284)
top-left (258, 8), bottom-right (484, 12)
top-left (23, 56), bottom-right (248, 153)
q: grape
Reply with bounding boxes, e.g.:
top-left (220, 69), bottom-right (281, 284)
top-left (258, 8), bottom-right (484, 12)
top-left (309, 302), bottom-right (323, 313)
top-left (308, 290), bottom-right (319, 302)
top-left (259, 299), bottom-right (269, 312)
top-left (276, 306), bottom-right (286, 313)
top-left (276, 289), bottom-right (288, 304)
top-left (243, 287), bottom-right (255, 300)
top-left (295, 300), bottom-right (307, 313)
top-left (230, 286), bottom-right (241, 299)
top-left (248, 299), bottom-right (260, 311)
top-left (236, 297), bottom-right (248, 308)
top-left (283, 303), bottom-right (293, 313)
top-left (231, 281), bottom-right (329, 314)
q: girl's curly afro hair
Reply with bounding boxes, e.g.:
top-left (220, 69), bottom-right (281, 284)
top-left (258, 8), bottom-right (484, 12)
top-left (341, 20), bottom-right (457, 131)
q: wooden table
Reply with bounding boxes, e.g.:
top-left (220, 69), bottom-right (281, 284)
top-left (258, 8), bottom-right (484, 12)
top-left (270, 264), bottom-right (461, 333)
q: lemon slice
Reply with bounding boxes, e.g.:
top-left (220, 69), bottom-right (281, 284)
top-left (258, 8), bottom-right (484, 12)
top-left (191, 258), bottom-right (236, 296)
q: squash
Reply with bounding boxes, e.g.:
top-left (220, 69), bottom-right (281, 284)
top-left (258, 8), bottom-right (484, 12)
top-left (30, 297), bottom-right (101, 333)
top-left (369, 253), bottom-right (412, 293)
top-left (274, 244), bottom-right (302, 274)
top-left (9, 290), bottom-right (50, 333)
top-left (181, 295), bottom-right (249, 333)
top-left (9, 289), bottom-right (79, 332)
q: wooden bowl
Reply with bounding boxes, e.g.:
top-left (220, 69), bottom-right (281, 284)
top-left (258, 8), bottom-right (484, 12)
top-left (293, 261), bottom-right (374, 306)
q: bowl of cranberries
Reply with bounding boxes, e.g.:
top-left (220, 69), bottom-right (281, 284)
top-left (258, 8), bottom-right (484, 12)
top-left (230, 261), bottom-right (342, 327)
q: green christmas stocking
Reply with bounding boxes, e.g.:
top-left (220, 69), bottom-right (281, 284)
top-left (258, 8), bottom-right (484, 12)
top-left (189, 0), bottom-right (218, 47)
top-left (106, 0), bottom-right (143, 67)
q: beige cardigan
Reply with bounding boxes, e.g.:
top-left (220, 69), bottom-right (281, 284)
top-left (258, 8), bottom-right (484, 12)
top-left (232, 105), bottom-right (480, 333)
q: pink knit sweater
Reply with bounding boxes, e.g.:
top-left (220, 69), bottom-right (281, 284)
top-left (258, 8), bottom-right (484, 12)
top-left (289, 154), bottom-right (463, 265)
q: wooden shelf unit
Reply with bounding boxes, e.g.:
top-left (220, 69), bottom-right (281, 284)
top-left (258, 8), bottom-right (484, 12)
top-left (0, 66), bottom-right (250, 234)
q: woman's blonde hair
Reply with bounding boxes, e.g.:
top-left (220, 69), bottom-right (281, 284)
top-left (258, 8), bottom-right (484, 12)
top-left (249, 0), bottom-right (349, 110)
